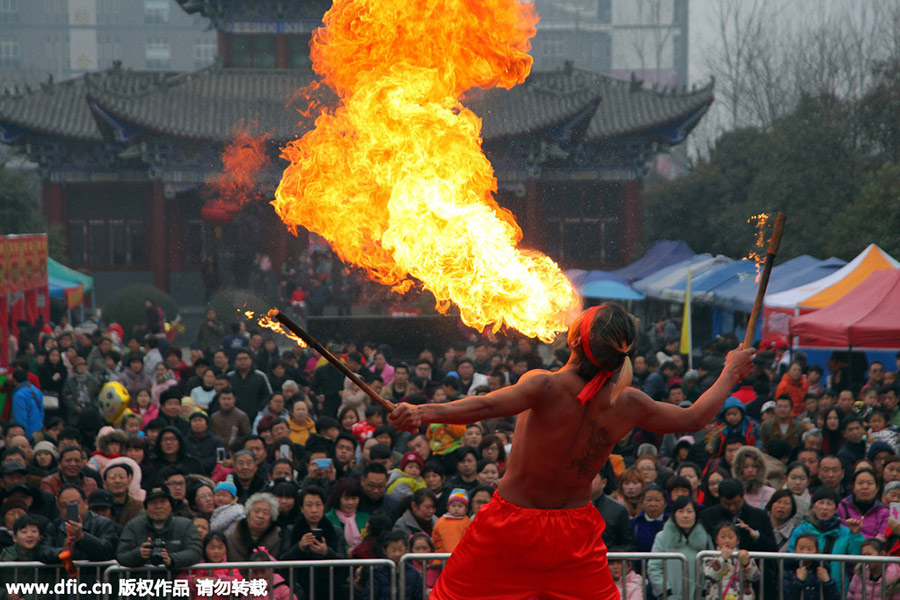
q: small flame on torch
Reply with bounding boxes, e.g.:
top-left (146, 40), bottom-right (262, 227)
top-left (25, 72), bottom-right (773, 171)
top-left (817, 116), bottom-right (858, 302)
top-left (242, 309), bottom-right (307, 348)
top-left (746, 213), bottom-right (771, 283)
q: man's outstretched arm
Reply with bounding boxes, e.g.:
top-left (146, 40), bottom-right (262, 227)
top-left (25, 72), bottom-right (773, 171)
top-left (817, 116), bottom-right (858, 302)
top-left (389, 371), bottom-right (550, 430)
top-left (627, 348), bottom-right (755, 434)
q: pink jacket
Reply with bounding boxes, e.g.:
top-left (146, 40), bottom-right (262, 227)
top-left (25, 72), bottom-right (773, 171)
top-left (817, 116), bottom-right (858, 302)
top-left (847, 563), bottom-right (900, 600)
top-left (612, 571), bottom-right (643, 600)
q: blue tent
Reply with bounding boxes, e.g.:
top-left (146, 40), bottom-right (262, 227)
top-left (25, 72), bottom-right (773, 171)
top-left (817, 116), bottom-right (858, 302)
top-left (611, 241), bottom-right (695, 283)
top-left (714, 255), bottom-right (847, 312)
top-left (633, 254), bottom-right (733, 297)
top-left (580, 279), bottom-right (644, 300)
top-left (659, 260), bottom-right (758, 302)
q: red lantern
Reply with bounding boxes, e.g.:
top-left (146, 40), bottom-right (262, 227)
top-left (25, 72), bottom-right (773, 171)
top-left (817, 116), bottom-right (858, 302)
top-left (200, 201), bottom-right (241, 226)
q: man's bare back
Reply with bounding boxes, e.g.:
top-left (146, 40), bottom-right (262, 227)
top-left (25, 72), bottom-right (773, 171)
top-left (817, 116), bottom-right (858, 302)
top-left (389, 348), bottom-right (754, 510)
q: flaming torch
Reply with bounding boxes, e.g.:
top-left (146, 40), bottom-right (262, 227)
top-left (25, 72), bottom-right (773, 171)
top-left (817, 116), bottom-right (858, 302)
top-left (271, 0), bottom-right (580, 342)
top-left (743, 213), bottom-right (787, 350)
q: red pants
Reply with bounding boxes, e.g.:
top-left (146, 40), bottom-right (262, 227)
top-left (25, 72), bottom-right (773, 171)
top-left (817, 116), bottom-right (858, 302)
top-left (430, 493), bottom-right (619, 600)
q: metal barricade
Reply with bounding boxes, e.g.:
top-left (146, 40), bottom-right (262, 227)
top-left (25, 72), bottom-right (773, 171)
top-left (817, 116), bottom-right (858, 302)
top-left (695, 551), bottom-right (900, 600)
top-left (399, 551), bottom-right (689, 600)
top-left (397, 552), bottom-right (451, 600)
top-left (102, 559), bottom-right (395, 600)
top-left (0, 560), bottom-right (116, 600)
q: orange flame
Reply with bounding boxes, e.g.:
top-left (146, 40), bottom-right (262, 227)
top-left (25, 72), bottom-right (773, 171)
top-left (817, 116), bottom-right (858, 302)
top-left (270, 0), bottom-right (581, 342)
top-left (208, 122), bottom-right (272, 207)
top-left (243, 310), bottom-right (307, 348)
top-left (746, 213), bottom-right (771, 283)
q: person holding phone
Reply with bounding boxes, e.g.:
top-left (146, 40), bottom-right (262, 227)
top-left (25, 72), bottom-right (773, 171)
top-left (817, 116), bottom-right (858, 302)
top-left (35, 484), bottom-right (118, 576)
top-left (388, 303), bottom-right (755, 600)
top-left (280, 486), bottom-right (344, 595)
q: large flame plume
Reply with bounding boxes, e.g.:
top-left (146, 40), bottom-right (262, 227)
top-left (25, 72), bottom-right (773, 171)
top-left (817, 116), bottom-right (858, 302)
top-left (271, 0), bottom-right (581, 341)
top-left (746, 213), bottom-right (771, 283)
top-left (208, 122), bottom-right (272, 207)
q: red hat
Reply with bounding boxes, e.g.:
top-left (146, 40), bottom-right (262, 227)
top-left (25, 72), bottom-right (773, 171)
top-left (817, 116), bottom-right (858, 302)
top-left (401, 452), bottom-right (424, 470)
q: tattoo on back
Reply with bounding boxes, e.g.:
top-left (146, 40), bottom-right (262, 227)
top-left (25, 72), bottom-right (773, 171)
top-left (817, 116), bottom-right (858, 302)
top-left (569, 425), bottom-right (612, 478)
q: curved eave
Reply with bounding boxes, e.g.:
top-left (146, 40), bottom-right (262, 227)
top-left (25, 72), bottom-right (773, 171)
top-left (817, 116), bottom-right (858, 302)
top-left (585, 96), bottom-right (713, 145)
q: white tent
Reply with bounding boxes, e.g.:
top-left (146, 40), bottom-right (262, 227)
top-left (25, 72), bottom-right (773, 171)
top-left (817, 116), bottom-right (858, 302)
top-left (634, 254), bottom-right (734, 300)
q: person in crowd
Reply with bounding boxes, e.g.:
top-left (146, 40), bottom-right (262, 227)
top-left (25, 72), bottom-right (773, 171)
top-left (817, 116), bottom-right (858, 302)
top-left (131, 388), bottom-right (159, 429)
top-left (631, 482), bottom-right (667, 554)
top-left (612, 467), bottom-right (645, 518)
top-left (821, 408), bottom-right (845, 456)
top-left (227, 350), bottom-right (273, 423)
top-left (153, 426), bottom-right (203, 475)
top-left (189, 368), bottom-right (218, 411)
top-left (40, 445), bottom-right (98, 497)
top-left (761, 395), bottom-right (803, 447)
top-left (784, 461), bottom-right (812, 526)
top-left (124, 437), bottom-right (156, 492)
top-left (188, 480), bottom-right (216, 520)
top-left (287, 398), bottom-right (316, 445)
top-left (591, 463), bottom-right (636, 552)
top-left (702, 522), bottom-right (760, 600)
top-left (700, 479), bottom-right (776, 553)
top-left (357, 463), bottom-right (397, 518)
top-left (230, 449), bottom-right (268, 504)
top-left (393, 488), bottom-right (438, 538)
top-left (788, 487), bottom-right (863, 587)
top-left (324, 476), bottom-right (368, 556)
top-left (387, 452), bottom-right (427, 500)
top-left (444, 446), bottom-right (480, 493)
top-left (209, 388), bottom-right (252, 446)
top-left (699, 467), bottom-right (728, 506)
top-left (732, 445), bottom-right (775, 510)
top-left (845, 538), bottom-right (900, 600)
top-left (104, 462), bottom-right (144, 527)
top-left (706, 397), bottom-right (762, 458)
top-left (838, 467), bottom-right (889, 539)
top-left (607, 554), bottom-right (643, 600)
top-left (11, 369), bottom-right (44, 439)
top-left (0, 514), bottom-right (56, 597)
top-left (817, 455), bottom-right (847, 497)
top-left (767, 488), bottom-right (798, 551)
top-left (247, 547), bottom-right (298, 600)
top-left (182, 410), bottom-right (221, 476)
top-left (210, 477), bottom-right (244, 534)
top-left (782, 532), bottom-right (840, 600)
top-left (179, 531), bottom-right (243, 600)
top-left (356, 530), bottom-right (423, 600)
top-left (253, 393), bottom-right (291, 435)
top-left (432, 488), bottom-right (471, 554)
top-left (224, 492), bottom-right (281, 561)
top-left (281, 485), bottom-right (345, 594)
top-left (115, 483), bottom-right (202, 571)
top-left (838, 416), bottom-right (868, 479)
top-left (37, 484), bottom-right (118, 567)
top-left (776, 361), bottom-right (809, 415)
top-left (648, 496), bottom-right (712, 600)
top-left (868, 441), bottom-right (896, 482)
top-left (30, 440), bottom-right (58, 477)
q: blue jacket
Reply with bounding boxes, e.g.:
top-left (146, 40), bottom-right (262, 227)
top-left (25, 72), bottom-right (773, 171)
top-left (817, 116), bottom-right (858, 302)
top-left (631, 511), bottom-right (668, 553)
top-left (787, 518), bottom-right (863, 589)
top-left (12, 381), bottom-right (44, 438)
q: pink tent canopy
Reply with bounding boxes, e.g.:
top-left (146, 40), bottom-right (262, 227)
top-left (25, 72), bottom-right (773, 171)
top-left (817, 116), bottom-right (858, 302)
top-left (790, 269), bottom-right (900, 348)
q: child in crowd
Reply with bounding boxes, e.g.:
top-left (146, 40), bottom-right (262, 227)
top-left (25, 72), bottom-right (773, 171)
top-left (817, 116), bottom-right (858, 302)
top-left (432, 489), bottom-right (471, 554)
top-left (180, 531), bottom-right (243, 600)
top-left (387, 452), bottom-right (427, 500)
top-left (607, 554), bottom-right (643, 600)
top-left (351, 406), bottom-right (384, 444)
top-left (703, 522), bottom-right (760, 600)
top-left (783, 533), bottom-right (840, 600)
top-left (706, 397), bottom-right (762, 457)
top-left (120, 413), bottom-right (144, 437)
top-left (867, 406), bottom-right (900, 454)
top-left (356, 531), bottom-right (422, 600)
top-left (409, 532), bottom-right (442, 591)
top-left (131, 388), bottom-right (158, 429)
top-left (847, 539), bottom-right (900, 600)
top-left (248, 547), bottom-right (297, 600)
top-left (0, 515), bottom-right (52, 600)
top-left (210, 477), bottom-right (244, 534)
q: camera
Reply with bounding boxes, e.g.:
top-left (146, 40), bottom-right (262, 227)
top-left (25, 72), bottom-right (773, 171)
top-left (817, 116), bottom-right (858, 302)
top-left (149, 538), bottom-right (167, 566)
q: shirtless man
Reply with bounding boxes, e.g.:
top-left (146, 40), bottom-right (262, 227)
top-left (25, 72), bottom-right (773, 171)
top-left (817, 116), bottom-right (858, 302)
top-left (389, 303), bottom-right (754, 600)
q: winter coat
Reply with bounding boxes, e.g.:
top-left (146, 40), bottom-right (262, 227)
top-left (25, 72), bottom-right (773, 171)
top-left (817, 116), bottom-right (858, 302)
top-left (387, 468), bottom-right (427, 500)
top-left (648, 519), bottom-right (713, 600)
top-left (37, 512), bottom-right (118, 562)
top-left (612, 571), bottom-right (643, 600)
top-left (788, 516), bottom-right (864, 587)
top-left (776, 373), bottom-right (808, 417)
top-left (116, 513), bottom-right (203, 570)
top-left (837, 496), bottom-right (890, 540)
top-left (287, 416), bottom-right (316, 446)
top-left (324, 508), bottom-right (369, 555)
top-left (210, 503), bottom-right (245, 535)
top-left (847, 562), bottom-right (900, 600)
top-left (183, 428), bottom-right (223, 476)
top-left (782, 566), bottom-right (840, 600)
top-left (226, 369), bottom-right (272, 422)
top-left (224, 518), bottom-right (282, 562)
top-left (703, 554), bottom-right (760, 600)
top-left (631, 512), bottom-right (667, 553)
top-left (392, 509), bottom-right (438, 539)
top-left (12, 381), bottom-right (44, 438)
top-left (708, 397), bottom-right (763, 457)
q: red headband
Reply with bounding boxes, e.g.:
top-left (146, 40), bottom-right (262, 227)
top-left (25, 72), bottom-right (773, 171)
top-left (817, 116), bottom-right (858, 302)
top-left (577, 305), bottom-right (613, 404)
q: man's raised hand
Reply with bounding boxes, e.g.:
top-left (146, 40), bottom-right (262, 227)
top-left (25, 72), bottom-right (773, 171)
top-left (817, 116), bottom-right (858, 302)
top-left (724, 347), bottom-right (755, 381)
top-left (388, 403), bottom-right (420, 433)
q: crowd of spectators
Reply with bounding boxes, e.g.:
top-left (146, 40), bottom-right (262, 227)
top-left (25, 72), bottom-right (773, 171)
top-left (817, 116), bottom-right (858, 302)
top-left (1, 309), bottom-right (900, 599)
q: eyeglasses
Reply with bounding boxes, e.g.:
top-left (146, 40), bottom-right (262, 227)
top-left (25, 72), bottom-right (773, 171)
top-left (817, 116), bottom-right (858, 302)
top-left (364, 481), bottom-right (387, 490)
top-left (166, 480), bottom-right (186, 488)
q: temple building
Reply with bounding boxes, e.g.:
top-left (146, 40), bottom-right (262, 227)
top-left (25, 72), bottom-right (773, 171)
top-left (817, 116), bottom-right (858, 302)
top-left (0, 0), bottom-right (712, 305)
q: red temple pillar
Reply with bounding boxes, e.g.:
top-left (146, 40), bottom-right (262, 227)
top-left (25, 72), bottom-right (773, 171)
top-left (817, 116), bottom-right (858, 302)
top-left (41, 181), bottom-right (64, 225)
top-left (621, 179), bottom-right (644, 264)
top-left (149, 180), bottom-right (169, 291)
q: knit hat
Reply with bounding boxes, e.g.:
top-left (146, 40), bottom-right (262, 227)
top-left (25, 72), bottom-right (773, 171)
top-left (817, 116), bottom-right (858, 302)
top-left (401, 452), bottom-right (424, 470)
top-left (1, 498), bottom-right (28, 517)
top-left (761, 400), bottom-right (776, 413)
top-left (885, 481), bottom-right (900, 494)
top-left (215, 475), bottom-right (237, 498)
top-left (88, 489), bottom-right (114, 509)
top-left (447, 488), bottom-right (468, 507)
top-left (33, 441), bottom-right (59, 460)
top-left (811, 487), bottom-right (840, 506)
top-left (868, 441), bottom-right (895, 462)
top-left (189, 409), bottom-right (209, 423)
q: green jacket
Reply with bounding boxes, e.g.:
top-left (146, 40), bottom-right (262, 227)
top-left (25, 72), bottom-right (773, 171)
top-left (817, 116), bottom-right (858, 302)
top-left (324, 508), bottom-right (369, 555)
top-left (0, 544), bottom-right (54, 600)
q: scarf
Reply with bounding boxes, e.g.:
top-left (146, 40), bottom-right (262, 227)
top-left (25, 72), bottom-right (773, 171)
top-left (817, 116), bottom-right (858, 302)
top-left (576, 306), bottom-right (613, 404)
top-left (812, 514), bottom-right (842, 532)
top-left (336, 509), bottom-right (361, 547)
